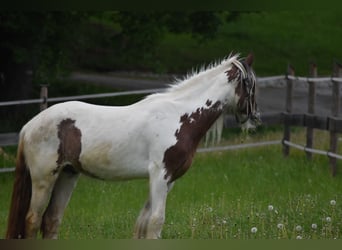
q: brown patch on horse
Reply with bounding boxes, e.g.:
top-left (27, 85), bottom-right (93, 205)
top-left (226, 64), bottom-right (246, 110)
top-left (226, 65), bottom-right (239, 81)
top-left (56, 119), bottom-right (82, 173)
top-left (206, 100), bottom-right (212, 106)
top-left (163, 100), bottom-right (222, 183)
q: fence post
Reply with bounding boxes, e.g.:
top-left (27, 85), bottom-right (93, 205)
top-left (306, 63), bottom-right (317, 160)
top-left (40, 84), bottom-right (48, 111)
top-left (283, 64), bottom-right (295, 157)
top-left (329, 62), bottom-right (342, 176)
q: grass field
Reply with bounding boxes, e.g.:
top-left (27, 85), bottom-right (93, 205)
top-left (1, 128), bottom-right (342, 239)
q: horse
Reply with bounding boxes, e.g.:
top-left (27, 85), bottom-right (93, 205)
top-left (5, 53), bottom-right (260, 239)
top-left (204, 114), bottom-right (224, 147)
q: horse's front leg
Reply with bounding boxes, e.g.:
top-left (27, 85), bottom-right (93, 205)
top-left (133, 198), bottom-right (151, 238)
top-left (147, 176), bottom-right (170, 239)
top-left (134, 163), bottom-right (173, 239)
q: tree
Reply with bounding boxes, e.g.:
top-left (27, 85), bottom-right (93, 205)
top-left (0, 12), bottom-right (87, 131)
top-left (0, 12), bottom-right (86, 101)
top-left (74, 11), bottom-right (225, 71)
top-left (0, 11), bottom-right (225, 100)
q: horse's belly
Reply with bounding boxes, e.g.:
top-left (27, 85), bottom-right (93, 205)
top-left (79, 146), bottom-right (150, 180)
top-left (79, 159), bottom-right (149, 180)
top-left (86, 165), bottom-right (148, 181)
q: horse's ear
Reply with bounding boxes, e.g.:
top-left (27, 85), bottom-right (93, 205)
top-left (245, 53), bottom-right (254, 66)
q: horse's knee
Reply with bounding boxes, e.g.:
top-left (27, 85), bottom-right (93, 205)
top-left (25, 211), bottom-right (42, 238)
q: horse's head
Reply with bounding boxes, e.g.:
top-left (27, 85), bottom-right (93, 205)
top-left (226, 53), bottom-right (261, 131)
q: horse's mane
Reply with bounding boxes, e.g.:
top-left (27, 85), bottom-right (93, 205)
top-left (143, 53), bottom-right (241, 102)
top-left (165, 53), bottom-right (240, 93)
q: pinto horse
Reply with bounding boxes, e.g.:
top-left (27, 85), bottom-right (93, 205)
top-left (6, 53), bottom-right (260, 239)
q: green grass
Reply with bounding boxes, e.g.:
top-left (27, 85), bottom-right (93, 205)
top-left (1, 128), bottom-right (342, 239)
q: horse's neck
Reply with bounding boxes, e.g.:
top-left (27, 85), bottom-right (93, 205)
top-left (164, 73), bottom-right (234, 143)
top-left (143, 57), bottom-right (238, 135)
top-left (169, 96), bottom-right (224, 152)
top-left (171, 71), bottom-right (230, 103)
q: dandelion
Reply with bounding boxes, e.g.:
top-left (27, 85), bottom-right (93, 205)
top-left (326, 216), bottom-right (332, 223)
top-left (222, 220), bottom-right (227, 225)
top-left (277, 223), bottom-right (284, 230)
top-left (330, 200), bottom-right (336, 206)
top-left (191, 218), bottom-right (197, 228)
top-left (296, 235), bottom-right (303, 240)
top-left (251, 227), bottom-right (258, 233)
top-left (311, 223), bottom-right (317, 230)
top-left (295, 225), bottom-right (302, 232)
top-left (268, 205), bottom-right (274, 211)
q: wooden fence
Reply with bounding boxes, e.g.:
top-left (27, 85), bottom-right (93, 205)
top-left (282, 62), bottom-right (342, 176)
top-left (1, 69), bottom-right (342, 175)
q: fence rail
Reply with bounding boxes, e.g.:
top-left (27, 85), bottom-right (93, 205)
top-left (1, 75), bottom-right (342, 108)
top-left (0, 88), bottom-right (165, 107)
top-left (282, 140), bottom-right (342, 160)
top-left (2, 69), bottom-right (342, 175)
top-left (282, 62), bottom-right (342, 176)
top-left (0, 140), bottom-right (282, 173)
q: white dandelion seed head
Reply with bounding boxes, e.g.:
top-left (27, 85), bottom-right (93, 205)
top-left (222, 220), bottom-right (227, 225)
top-left (251, 227), bottom-right (258, 233)
top-left (268, 205), bottom-right (274, 211)
top-left (330, 200), bottom-right (336, 206)
top-left (326, 216), bottom-right (332, 223)
top-left (311, 223), bottom-right (317, 230)
top-left (277, 223), bottom-right (284, 230)
top-left (296, 235), bottom-right (303, 240)
top-left (295, 225), bottom-right (302, 232)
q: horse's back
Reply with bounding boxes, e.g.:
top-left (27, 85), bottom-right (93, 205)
top-left (20, 101), bottom-right (153, 180)
top-left (22, 101), bottom-right (127, 135)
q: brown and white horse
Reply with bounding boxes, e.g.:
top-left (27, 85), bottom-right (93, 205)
top-left (6, 53), bottom-right (260, 239)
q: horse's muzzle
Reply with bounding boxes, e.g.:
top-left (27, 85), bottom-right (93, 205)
top-left (250, 111), bottom-right (262, 126)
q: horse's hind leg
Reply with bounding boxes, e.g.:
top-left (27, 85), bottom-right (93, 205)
top-left (41, 167), bottom-right (79, 239)
top-left (25, 177), bottom-right (57, 238)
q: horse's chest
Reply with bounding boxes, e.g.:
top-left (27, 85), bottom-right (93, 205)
top-left (162, 140), bottom-right (195, 183)
top-left (162, 102), bottom-right (222, 183)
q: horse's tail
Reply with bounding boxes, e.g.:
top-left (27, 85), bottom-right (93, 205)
top-left (5, 135), bottom-right (32, 239)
